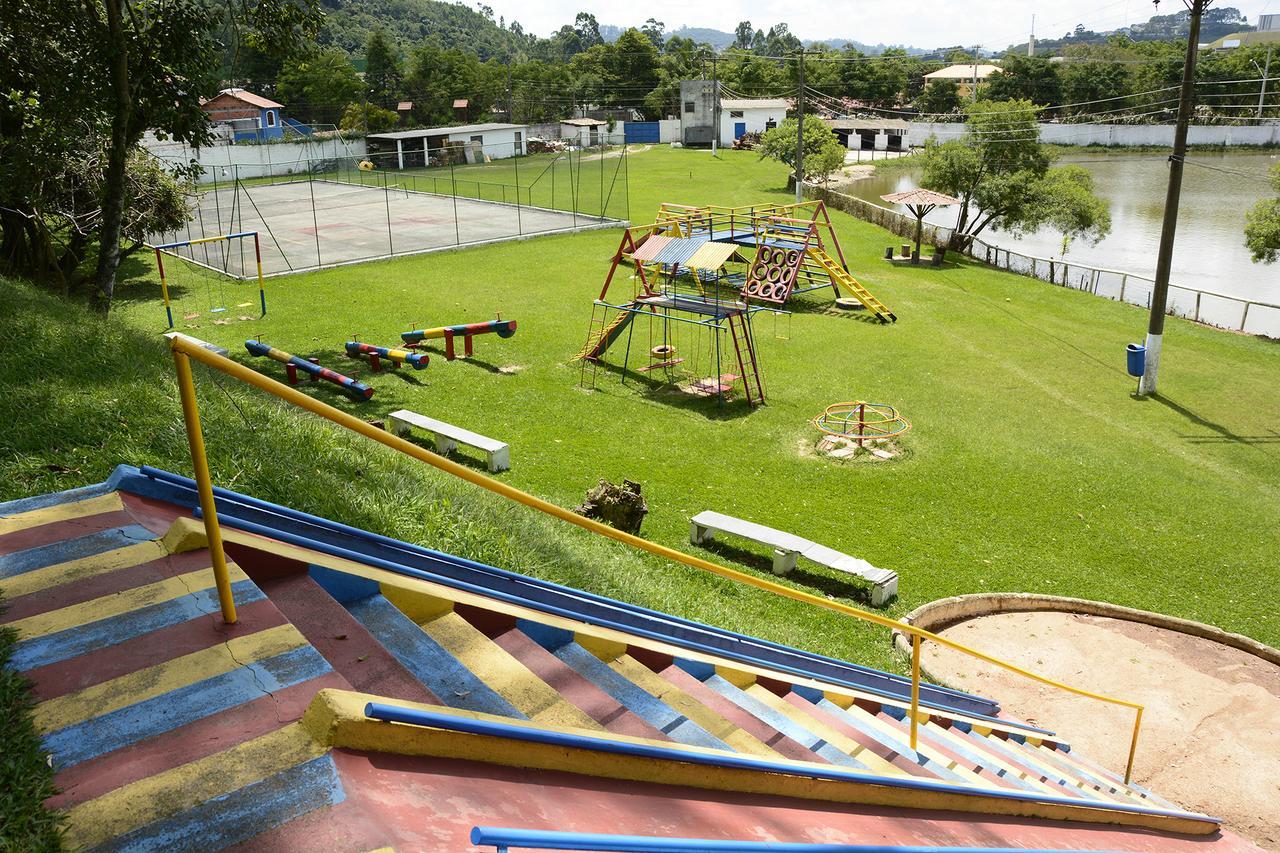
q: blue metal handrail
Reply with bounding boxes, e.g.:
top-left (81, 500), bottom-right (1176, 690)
top-left (469, 826), bottom-right (1112, 852)
top-left (129, 465), bottom-right (1010, 724)
top-left (364, 703), bottom-right (1215, 825)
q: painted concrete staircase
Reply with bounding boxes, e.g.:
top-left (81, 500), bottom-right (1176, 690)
top-left (322, 576), bottom-right (1177, 816)
top-left (0, 489), bottom-right (348, 851)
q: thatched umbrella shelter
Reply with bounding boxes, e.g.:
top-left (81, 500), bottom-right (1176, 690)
top-left (880, 188), bottom-right (961, 262)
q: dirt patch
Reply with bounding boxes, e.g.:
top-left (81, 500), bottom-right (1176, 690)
top-left (924, 611), bottom-right (1280, 849)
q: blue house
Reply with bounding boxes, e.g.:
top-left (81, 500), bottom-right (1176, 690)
top-left (201, 88), bottom-right (288, 142)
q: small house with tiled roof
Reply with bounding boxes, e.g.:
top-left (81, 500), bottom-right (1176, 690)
top-left (201, 88), bottom-right (287, 142)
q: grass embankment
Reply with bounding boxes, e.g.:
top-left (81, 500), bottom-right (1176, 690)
top-left (6, 145), bottom-right (1280, 668)
top-left (0, 616), bottom-right (63, 850)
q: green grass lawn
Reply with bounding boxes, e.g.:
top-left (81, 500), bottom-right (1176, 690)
top-left (5, 146), bottom-right (1279, 680)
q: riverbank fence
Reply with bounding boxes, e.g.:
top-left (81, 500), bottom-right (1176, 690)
top-left (807, 184), bottom-right (1280, 339)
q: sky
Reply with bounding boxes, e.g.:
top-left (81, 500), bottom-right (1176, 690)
top-left (481, 0), bottom-right (1275, 49)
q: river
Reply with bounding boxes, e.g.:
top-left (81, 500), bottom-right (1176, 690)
top-left (844, 150), bottom-right (1280, 308)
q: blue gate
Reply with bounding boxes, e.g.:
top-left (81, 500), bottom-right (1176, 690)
top-left (625, 122), bottom-right (660, 143)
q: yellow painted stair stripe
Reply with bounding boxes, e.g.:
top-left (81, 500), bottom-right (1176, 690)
top-left (817, 697), bottom-right (993, 788)
top-left (420, 612), bottom-right (603, 732)
top-left (1, 540), bottom-right (166, 600)
top-left (34, 623), bottom-right (306, 733)
top-left (6, 565), bottom-right (244, 641)
top-left (739, 685), bottom-right (910, 779)
top-left (0, 492), bottom-right (124, 536)
top-left (609, 655), bottom-right (781, 759)
top-left (916, 719), bottom-right (1065, 798)
top-left (63, 722), bottom-right (323, 850)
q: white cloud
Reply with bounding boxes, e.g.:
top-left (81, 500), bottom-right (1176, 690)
top-left (482, 0), bottom-right (1272, 50)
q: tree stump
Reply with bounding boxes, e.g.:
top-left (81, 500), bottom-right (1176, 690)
top-left (574, 479), bottom-right (648, 535)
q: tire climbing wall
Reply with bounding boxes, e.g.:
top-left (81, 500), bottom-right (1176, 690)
top-left (743, 244), bottom-right (804, 304)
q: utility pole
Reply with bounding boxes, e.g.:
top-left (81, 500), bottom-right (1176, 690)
top-left (507, 65), bottom-right (514, 123)
top-left (796, 49), bottom-right (806, 202)
top-left (711, 51), bottom-right (720, 156)
top-left (1139, 0), bottom-right (1212, 397)
top-left (1257, 45), bottom-right (1273, 120)
top-left (972, 45), bottom-right (980, 102)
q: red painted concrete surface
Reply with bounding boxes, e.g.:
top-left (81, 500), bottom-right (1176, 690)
top-left (235, 749), bottom-right (1263, 852)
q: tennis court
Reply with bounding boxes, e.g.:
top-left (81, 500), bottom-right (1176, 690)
top-left (154, 177), bottom-right (622, 277)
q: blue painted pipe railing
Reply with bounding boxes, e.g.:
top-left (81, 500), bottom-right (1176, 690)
top-left (363, 703), bottom-right (1215, 825)
top-left (128, 465), bottom-right (1016, 725)
top-left (469, 826), bottom-right (1103, 852)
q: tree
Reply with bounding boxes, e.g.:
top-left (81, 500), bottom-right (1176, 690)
top-left (757, 118), bottom-right (847, 184)
top-left (574, 13), bottom-right (603, 48)
top-left (640, 18), bottom-right (665, 50)
top-left (919, 100), bottom-right (1110, 250)
top-left (915, 81), bottom-right (962, 114)
top-left (278, 48), bottom-right (363, 126)
top-left (733, 21), bottom-right (754, 50)
top-left (983, 54), bottom-right (1062, 105)
top-left (340, 103), bottom-right (400, 133)
top-left (365, 28), bottom-right (402, 108)
top-left (2, 0), bottom-right (319, 312)
top-left (1244, 163), bottom-right (1280, 263)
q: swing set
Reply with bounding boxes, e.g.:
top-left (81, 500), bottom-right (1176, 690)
top-left (153, 231), bottom-right (267, 329)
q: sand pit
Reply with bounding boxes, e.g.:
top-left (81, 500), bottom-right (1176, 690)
top-left (918, 610), bottom-right (1280, 850)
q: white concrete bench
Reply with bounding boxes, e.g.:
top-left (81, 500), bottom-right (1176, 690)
top-left (387, 409), bottom-right (510, 473)
top-left (690, 510), bottom-right (898, 606)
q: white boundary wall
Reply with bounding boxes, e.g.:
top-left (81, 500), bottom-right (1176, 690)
top-left (146, 137), bottom-right (369, 184)
top-left (908, 121), bottom-right (1280, 147)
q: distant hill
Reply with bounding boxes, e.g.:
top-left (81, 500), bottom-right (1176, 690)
top-left (663, 24), bottom-right (928, 55)
top-left (316, 0), bottom-right (520, 59)
top-left (1005, 5), bottom-right (1254, 54)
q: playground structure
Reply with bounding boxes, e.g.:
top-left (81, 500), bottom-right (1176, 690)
top-left (402, 319), bottom-right (517, 361)
top-left (153, 231), bottom-right (266, 329)
top-left (814, 401), bottom-right (912, 447)
top-left (245, 339), bottom-right (373, 401)
top-left (345, 341), bottom-right (430, 371)
top-left (577, 202), bottom-right (897, 407)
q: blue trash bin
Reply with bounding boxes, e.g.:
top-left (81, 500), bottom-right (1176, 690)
top-left (1126, 343), bottom-right (1146, 377)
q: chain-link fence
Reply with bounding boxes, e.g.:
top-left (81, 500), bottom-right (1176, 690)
top-left (152, 139), bottom-right (630, 277)
top-left (807, 185), bottom-right (1280, 339)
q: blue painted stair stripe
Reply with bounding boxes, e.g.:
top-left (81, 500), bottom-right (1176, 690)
top-left (881, 711), bottom-right (1051, 795)
top-left (43, 645), bottom-right (332, 769)
top-left (700, 676), bottom-right (869, 770)
top-left (93, 754), bottom-right (345, 853)
top-left (0, 524), bottom-right (156, 578)
top-left (344, 594), bottom-right (524, 720)
top-left (12, 580), bottom-right (264, 672)
top-left (547, 642), bottom-right (730, 752)
top-left (1015, 741), bottom-right (1124, 797)
top-left (1043, 744), bottom-right (1177, 809)
top-left (813, 699), bottom-right (980, 788)
top-left (0, 479), bottom-right (115, 516)
top-left (961, 731), bottom-right (1126, 804)
top-left (949, 729), bottom-right (1100, 801)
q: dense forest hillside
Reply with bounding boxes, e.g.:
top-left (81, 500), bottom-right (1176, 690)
top-left (317, 0), bottom-right (523, 58)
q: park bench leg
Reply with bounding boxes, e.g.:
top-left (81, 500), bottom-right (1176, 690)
top-left (690, 522), bottom-right (712, 545)
top-left (431, 432), bottom-right (458, 456)
top-left (387, 416), bottom-right (410, 438)
top-left (772, 549), bottom-right (798, 576)
top-left (486, 445), bottom-right (510, 473)
top-left (871, 577), bottom-right (898, 607)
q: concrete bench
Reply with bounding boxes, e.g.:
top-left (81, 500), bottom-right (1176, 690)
top-left (690, 510), bottom-right (898, 606)
top-left (387, 409), bottom-right (509, 473)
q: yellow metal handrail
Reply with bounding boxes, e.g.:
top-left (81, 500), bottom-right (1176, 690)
top-left (165, 333), bottom-right (1145, 784)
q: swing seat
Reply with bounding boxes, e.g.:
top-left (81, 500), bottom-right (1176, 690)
top-left (637, 358), bottom-right (684, 373)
